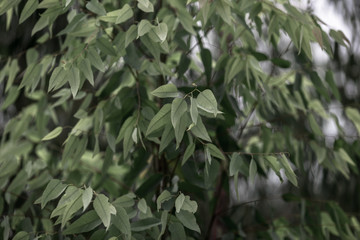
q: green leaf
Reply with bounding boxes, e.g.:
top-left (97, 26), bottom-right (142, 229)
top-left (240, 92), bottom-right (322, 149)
top-left (96, 37), bottom-right (116, 56)
top-left (175, 193), bottom-right (185, 213)
top-left (271, 58), bottom-right (291, 68)
top-left (113, 206), bottom-right (131, 239)
top-left (171, 98), bottom-right (187, 129)
top-left (225, 56), bottom-right (242, 84)
top-left (48, 66), bottom-right (67, 92)
top-left (249, 158), bottom-right (257, 183)
top-left (78, 58), bottom-right (94, 86)
top-left (125, 25), bottom-right (137, 48)
top-left (131, 218), bottom-right (162, 231)
top-left (42, 127), bottom-right (63, 141)
top-left (309, 71), bottom-right (330, 101)
top-left (169, 222), bottom-right (186, 240)
top-left (190, 117), bottom-right (211, 142)
top-left (325, 71), bottom-right (340, 101)
top-left (138, 19), bottom-right (153, 37)
top-left (200, 48), bottom-right (212, 82)
top-left (12, 231), bottom-right (29, 240)
top-left (337, 148), bottom-right (355, 166)
top-left (182, 142), bottom-right (195, 166)
top-left (196, 89), bottom-right (219, 117)
top-left (190, 97), bottom-right (198, 124)
top-left (181, 196), bottom-right (198, 213)
top-left (61, 191), bottom-right (83, 228)
top-left (63, 210), bottom-right (101, 235)
top-left (137, 0), bottom-right (154, 13)
top-left (279, 154), bottom-right (298, 187)
top-left (159, 123), bottom-right (175, 153)
top-left (146, 104), bottom-right (171, 136)
top-left (154, 22), bottom-right (168, 42)
top-left (345, 107), bottom-right (360, 135)
top-left (41, 179), bottom-right (67, 209)
top-left (1, 86), bottom-right (20, 110)
top-left (19, 0), bottom-right (38, 24)
top-left (68, 66), bottom-right (81, 98)
top-left (175, 210), bottom-right (201, 233)
top-left (206, 143), bottom-right (225, 160)
top-left (0, 0), bottom-right (21, 15)
top-left (138, 198), bottom-right (148, 213)
top-left (265, 156), bottom-right (282, 178)
top-left (151, 83), bottom-right (179, 98)
top-left (86, 0), bottom-right (106, 16)
top-left (157, 190), bottom-right (172, 211)
top-left (308, 113), bottom-right (323, 136)
top-left (88, 47), bottom-right (105, 72)
top-left (158, 211), bottom-right (168, 240)
top-left (93, 194), bottom-right (111, 229)
top-left (82, 187), bottom-right (93, 212)
top-left (20, 63), bottom-right (42, 89)
top-left (115, 4), bottom-right (133, 24)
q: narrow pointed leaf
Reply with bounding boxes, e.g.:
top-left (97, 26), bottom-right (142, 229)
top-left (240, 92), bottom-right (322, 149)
top-left (93, 194), bottom-right (111, 228)
top-left (82, 187), bottom-right (93, 212)
top-left (42, 127), bottom-right (63, 141)
top-left (151, 83), bottom-right (179, 98)
top-left (41, 179), bottom-right (67, 209)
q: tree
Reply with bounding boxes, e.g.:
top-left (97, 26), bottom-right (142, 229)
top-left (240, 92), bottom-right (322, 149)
top-left (0, 0), bottom-right (359, 239)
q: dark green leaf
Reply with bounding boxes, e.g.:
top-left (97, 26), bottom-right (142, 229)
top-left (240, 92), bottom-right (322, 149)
top-left (19, 0), bottom-right (38, 24)
top-left (175, 210), bottom-right (200, 233)
top-left (63, 210), bottom-right (101, 235)
top-left (131, 218), bottom-right (162, 231)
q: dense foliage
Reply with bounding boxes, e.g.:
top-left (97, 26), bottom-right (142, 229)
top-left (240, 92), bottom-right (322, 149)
top-left (0, 0), bottom-right (359, 239)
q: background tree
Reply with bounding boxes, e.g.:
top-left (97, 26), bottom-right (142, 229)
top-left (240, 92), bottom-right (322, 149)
top-left (0, 0), bottom-right (359, 239)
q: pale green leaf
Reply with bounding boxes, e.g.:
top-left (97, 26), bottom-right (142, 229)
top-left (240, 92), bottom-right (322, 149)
top-left (137, 0), bottom-right (154, 13)
top-left (157, 190), bottom-right (172, 211)
top-left (181, 196), bottom-right (198, 213)
top-left (249, 158), bottom-right (257, 183)
top-left (20, 63), bottom-right (42, 89)
top-left (42, 127), bottom-right (62, 141)
top-left (13, 231), bottom-right (29, 240)
top-left (196, 89), bottom-right (219, 117)
top-left (41, 179), bottom-right (67, 209)
top-left (175, 193), bottom-right (185, 213)
top-left (78, 58), bottom-right (94, 86)
top-left (171, 98), bottom-right (187, 129)
top-left (115, 4), bottom-right (133, 24)
top-left (190, 97), bottom-right (198, 124)
top-left (0, 0), bottom-right (21, 15)
top-left (19, 0), bottom-right (38, 24)
top-left (154, 23), bottom-right (168, 42)
top-left (68, 66), bottom-right (80, 98)
top-left (138, 198), bottom-right (147, 213)
top-left (138, 19), bottom-right (152, 37)
top-left (190, 117), bottom-right (211, 142)
top-left (279, 154), bottom-right (298, 187)
top-left (93, 194), bottom-right (111, 229)
top-left (82, 187), bottom-right (93, 212)
top-left (86, 0), bottom-right (106, 16)
top-left (337, 148), bottom-right (355, 166)
top-left (265, 156), bottom-right (282, 177)
top-left (151, 83), bottom-right (179, 98)
top-left (345, 107), bottom-right (360, 134)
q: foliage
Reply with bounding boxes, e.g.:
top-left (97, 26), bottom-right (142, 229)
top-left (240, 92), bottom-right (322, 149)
top-left (0, 0), bottom-right (359, 239)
